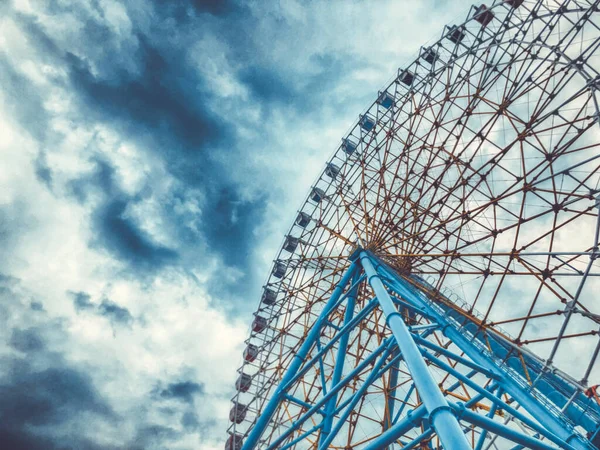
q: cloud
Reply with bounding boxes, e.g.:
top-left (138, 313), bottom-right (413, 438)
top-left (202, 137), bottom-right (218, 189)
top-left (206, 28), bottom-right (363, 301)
top-left (71, 291), bottom-right (94, 312)
top-left (156, 380), bottom-right (205, 404)
top-left (9, 328), bottom-right (46, 353)
top-left (99, 299), bottom-right (134, 327)
top-left (0, 365), bottom-right (114, 427)
top-left (0, 316), bottom-right (118, 449)
top-left (67, 40), bottom-right (224, 152)
top-left (93, 198), bottom-right (179, 270)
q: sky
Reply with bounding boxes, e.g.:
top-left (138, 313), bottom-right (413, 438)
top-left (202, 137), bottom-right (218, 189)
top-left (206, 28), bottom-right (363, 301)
top-left (0, 0), bottom-right (475, 449)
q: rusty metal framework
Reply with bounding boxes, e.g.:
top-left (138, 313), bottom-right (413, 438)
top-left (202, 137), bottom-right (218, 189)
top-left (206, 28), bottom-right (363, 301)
top-left (227, 0), bottom-right (600, 448)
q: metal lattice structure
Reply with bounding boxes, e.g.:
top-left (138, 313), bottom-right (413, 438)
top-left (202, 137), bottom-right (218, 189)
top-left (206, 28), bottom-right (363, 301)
top-left (227, 0), bottom-right (600, 448)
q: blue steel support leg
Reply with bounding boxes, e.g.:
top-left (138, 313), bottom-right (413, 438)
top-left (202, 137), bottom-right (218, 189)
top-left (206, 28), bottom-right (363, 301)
top-left (359, 251), bottom-right (472, 450)
top-left (318, 270), bottom-right (361, 447)
top-left (378, 264), bottom-right (590, 450)
top-left (241, 261), bottom-right (359, 450)
top-left (420, 347), bottom-right (576, 449)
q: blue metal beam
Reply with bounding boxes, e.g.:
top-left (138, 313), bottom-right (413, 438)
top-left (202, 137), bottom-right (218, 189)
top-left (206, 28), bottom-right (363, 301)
top-left (412, 334), bottom-right (498, 379)
top-left (385, 347), bottom-right (400, 432)
top-left (474, 387), bottom-right (504, 450)
top-left (241, 260), bottom-right (359, 450)
top-left (451, 402), bottom-right (562, 450)
top-left (400, 428), bottom-right (435, 450)
top-left (279, 422), bottom-right (323, 450)
top-left (319, 270), bottom-right (361, 447)
top-left (317, 341), bottom-right (395, 449)
top-left (421, 347), bottom-right (575, 449)
top-left (392, 382), bottom-right (416, 424)
top-left (280, 297), bottom-right (377, 392)
top-left (362, 405), bottom-right (427, 450)
top-left (377, 262), bottom-right (590, 449)
top-left (265, 338), bottom-right (391, 450)
top-left (360, 251), bottom-right (472, 450)
top-left (370, 369), bottom-right (494, 449)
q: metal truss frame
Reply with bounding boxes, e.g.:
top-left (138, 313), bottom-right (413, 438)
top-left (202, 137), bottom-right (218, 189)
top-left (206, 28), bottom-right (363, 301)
top-left (239, 250), bottom-right (600, 450)
top-left (227, 1), bottom-right (600, 449)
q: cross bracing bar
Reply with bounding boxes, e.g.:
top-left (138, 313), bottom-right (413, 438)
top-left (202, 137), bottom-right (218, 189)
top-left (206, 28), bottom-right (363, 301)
top-left (239, 251), bottom-right (600, 450)
top-left (264, 338), bottom-right (394, 450)
top-left (240, 260), bottom-right (360, 450)
top-left (318, 270), bottom-right (360, 447)
top-left (376, 260), bottom-right (597, 449)
top-left (474, 387), bottom-right (504, 450)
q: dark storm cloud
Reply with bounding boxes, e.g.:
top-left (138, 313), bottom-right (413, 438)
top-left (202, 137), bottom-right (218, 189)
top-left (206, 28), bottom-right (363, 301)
top-left (133, 425), bottom-right (180, 447)
top-left (0, 58), bottom-right (49, 142)
top-left (34, 152), bottom-right (53, 188)
top-left (66, 39), bottom-right (224, 157)
top-left (0, 363), bottom-right (114, 426)
top-left (9, 328), bottom-right (46, 353)
top-left (93, 199), bottom-right (178, 270)
top-left (204, 188), bottom-right (268, 268)
top-left (30, 301), bottom-right (45, 311)
top-left (63, 31), bottom-right (267, 273)
top-left (0, 275), bottom-right (206, 450)
top-left (0, 429), bottom-right (125, 450)
top-left (190, 0), bottom-right (236, 15)
top-left (71, 291), bottom-right (95, 312)
top-left (6, 1), bottom-right (280, 279)
top-left (238, 54), bottom-right (355, 112)
top-left (99, 299), bottom-right (134, 327)
top-left (181, 411), bottom-right (202, 431)
top-left (71, 290), bottom-right (134, 327)
top-left (240, 66), bottom-right (297, 104)
top-left (157, 380), bottom-right (205, 404)
top-left (0, 357), bottom-right (117, 450)
top-left (69, 157), bottom-right (180, 270)
top-left (155, 0), bottom-right (238, 21)
top-left (68, 158), bottom-right (117, 203)
top-left (69, 158), bottom-right (178, 271)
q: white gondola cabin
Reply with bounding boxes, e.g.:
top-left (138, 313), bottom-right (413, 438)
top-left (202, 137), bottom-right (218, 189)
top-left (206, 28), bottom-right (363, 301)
top-left (296, 211), bottom-right (311, 227)
top-left (342, 138), bottom-right (357, 155)
top-left (447, 25), bottom-right (465, 44)
top-left (235, 372), bottom-right (252, 392)
top-left (261, 288), bottom-right (277, 305)
top-left (225, 434), bottom-right (243, 450)
top-left (229, 402), bottom-right (248, 424)
top-left (422, 47), bottom-right (438, 65)
top-left (243, 344), bottom-right (259, 362)
top-left (325, 163), bottom-right (340, 179)
top-left (474, 4), bottom-right (494, 27)
top-left (399, 70), bottom-right (414, 86)
top-left (272, 262), bottom-right (287, 278)
top-left (377, 91), bottom-right (394, 109)
top-left (359, 114), bottom-right (375, 132)
top-left (252, 315), bottom-right (268, 333)
top-left (283, 236), bottom-right (299, 253)
top-left (310, 187), bottom-right (326, 203)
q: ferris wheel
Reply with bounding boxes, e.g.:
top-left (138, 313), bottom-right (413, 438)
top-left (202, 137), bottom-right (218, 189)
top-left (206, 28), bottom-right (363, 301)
top-left (227, 0), bottom-right (600, 448)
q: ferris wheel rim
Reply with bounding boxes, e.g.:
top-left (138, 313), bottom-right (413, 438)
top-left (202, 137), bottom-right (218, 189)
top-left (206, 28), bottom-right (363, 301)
top-left (228, 1), bottom-right (600, 448)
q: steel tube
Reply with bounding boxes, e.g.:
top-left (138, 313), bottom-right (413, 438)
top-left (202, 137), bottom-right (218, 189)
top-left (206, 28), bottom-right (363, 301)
top-left (360, 251), bottom-right (472, 450)
top-left (242, 261), bottom-right (359, 450)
